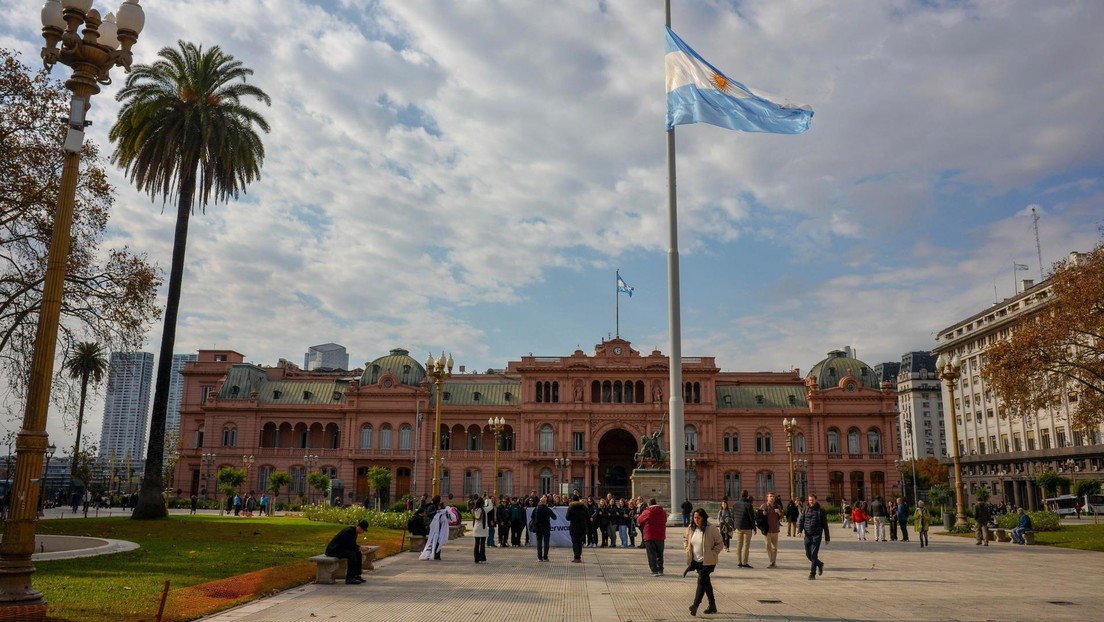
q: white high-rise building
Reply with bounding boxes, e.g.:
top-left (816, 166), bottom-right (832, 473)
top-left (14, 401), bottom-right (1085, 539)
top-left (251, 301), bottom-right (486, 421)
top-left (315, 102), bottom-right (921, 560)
top-left (303, 343), bottom-right (349, 371)
top-left (99, 352), bottom-right (154, 461)
top-left (166, 353), bottom-right (198, 451)
top-left (894, 351), bottom-right (947, 460)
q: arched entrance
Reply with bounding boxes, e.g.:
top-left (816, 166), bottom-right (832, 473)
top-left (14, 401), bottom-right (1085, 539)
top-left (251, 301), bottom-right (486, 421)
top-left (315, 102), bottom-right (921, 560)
top-left (597, 429), bottom-right (638, 499)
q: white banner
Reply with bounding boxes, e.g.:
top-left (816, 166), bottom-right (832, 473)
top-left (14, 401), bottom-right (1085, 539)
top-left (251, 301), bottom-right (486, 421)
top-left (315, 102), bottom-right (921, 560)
top-left (525, 506), bottom-right (574, 547)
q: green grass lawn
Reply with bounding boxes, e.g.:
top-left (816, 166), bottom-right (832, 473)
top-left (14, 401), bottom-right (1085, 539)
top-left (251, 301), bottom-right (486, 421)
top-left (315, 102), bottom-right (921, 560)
top-left (3, 515), bottom-right (404, 621)
top-left (942, 522), bottom-right (1104, 552)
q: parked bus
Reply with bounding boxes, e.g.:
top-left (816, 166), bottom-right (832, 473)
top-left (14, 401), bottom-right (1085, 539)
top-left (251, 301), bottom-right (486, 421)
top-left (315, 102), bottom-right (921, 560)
top-left (1086, 494), bottom-right (1104, 515)
top-left (1044, 494), bottom-right (1078, 516)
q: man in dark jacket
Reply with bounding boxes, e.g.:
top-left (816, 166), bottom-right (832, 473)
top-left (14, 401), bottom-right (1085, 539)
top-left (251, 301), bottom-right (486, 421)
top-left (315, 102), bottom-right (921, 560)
top-left (532, 496), bottom-right (556, 562)
top-left (974, 498), bottom-right (991, 546)
top-left (732, 490), bottom-right (757, 568)
top-left (637, 499), bottom-right (667, 576)
top-left (895, 497), bottom-right (910, 542)
top-left (797, 495), bottom-right (829, 580)
top-left (325, 519), bottom-right (369, 584)
top-left (869, 496), bottom-right (888, 541)
top-left (566, 493), bottom-right (590, 562)
top-left (407, 507), bottom-right (428, 537)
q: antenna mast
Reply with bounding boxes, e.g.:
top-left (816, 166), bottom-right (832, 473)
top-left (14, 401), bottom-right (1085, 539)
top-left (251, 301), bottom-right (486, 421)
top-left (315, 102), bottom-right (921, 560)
top-left (1032, 206), bottom-right (1044, 278)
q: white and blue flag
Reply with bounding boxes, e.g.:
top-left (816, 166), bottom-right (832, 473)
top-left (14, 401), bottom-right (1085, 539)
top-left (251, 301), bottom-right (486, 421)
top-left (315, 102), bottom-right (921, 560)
top-left (617, 272), bottom-right (634, 297)
top-left (665, 26), bottom-right (813, 134)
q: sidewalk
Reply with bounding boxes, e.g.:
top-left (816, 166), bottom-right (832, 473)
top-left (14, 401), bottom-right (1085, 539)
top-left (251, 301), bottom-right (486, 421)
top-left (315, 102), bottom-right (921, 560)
top-left (200, 529), bottom-right (1104, 622)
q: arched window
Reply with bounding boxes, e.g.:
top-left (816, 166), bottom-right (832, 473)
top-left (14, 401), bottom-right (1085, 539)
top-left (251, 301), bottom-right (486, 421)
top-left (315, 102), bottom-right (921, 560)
top-left (613, 380), bottom-right (623, 403)
top-left (685, 425), bottom-right (698, 452)
top-left (380, 424), bottom-right (393, 450)
top-left (796, 432), bottom-right (806, 453)
top-left (195, 425), bottom-right (204, 448)
top-left (464, 469), bottom-right (482, 496)
top-left (551, 381), bottom-right (559, 403)
top-left (539, 468), bottom-right (553, 495)
top-left (764, 433), bottom-right (772, 453)
top-left (258, 466), bottom-right (274, 493)
top-left (536, 381), bottom-right (545, 403)
top-left (756, 432), bottom-right (772, 453)
top-left (624, 380), bottom-right (635, 403)
top-left (399, 424), bottom-right (412, 450)
top-left (847, 428), bottom-right (861, 455)
top-left (328, 424), bottom-right (340, 449)
top-left (635, 380), bottom-right (646, 403)
top-left (261, 422), bottom-right (278, 448)
top-left (867, 429), bottom-right (882, 455)
top-left (849, 470), bottom-right (865, 501)
top-left (467, 425), bottom-right (482, 451)
top-left (500, 425), bottom-right (514, 451)
top-left (497, 469), bottom-right (514, 497)
top-left (289, 466), bottom-right (305, 495)
top-left (829, 471), bottom-right (844, 502)
top-left (602, 381), bottom-right (612, 403)
top-left (359, 424), bottom-right (373, 449)
top-left (539, 424), bottom-right (554, 452)
top-left (222, 426), bottom-right (237, 447)
top-left (724, 471), bottom-right (741, 500)
top-left (827, 429), bottom-right (841, 455)
top-left (724, 433), bottom-right (739, 453)
top-left (756, 471), bottom-right (774, 500)
top-left (591, 380), bottom-right (601, 402)
top-left (441, 469), bottom-right (451, 495)
top-left (439, 425), bottom-right (450, 451)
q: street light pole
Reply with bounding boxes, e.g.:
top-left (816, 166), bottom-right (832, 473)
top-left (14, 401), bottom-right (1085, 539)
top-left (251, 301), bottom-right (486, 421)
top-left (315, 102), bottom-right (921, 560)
top-left (936, 353), bottom-right (969, 527)
top-left (905, 420), bottom-right (919, 506)
top-left (554, 455), bottom-right (570, 496)
top-left (201, 453), bottom-right (216, 501)
top-left (783, 417), bottom-right (797, 502)
top-left (426, 352), bottom-right (453, 498)
top-left (0, 1), bottom-right (145, 609)
top-left (38, 444), bottom-right (56, 515)
top-left (304, 454), bottom-right (319, 504)
top-left (489, 417), bottom-right (505, 498)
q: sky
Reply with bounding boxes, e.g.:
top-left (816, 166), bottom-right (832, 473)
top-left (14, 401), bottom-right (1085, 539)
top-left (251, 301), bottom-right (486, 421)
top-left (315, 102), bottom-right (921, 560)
top-left (1, 0), bottom-right (1102, 452)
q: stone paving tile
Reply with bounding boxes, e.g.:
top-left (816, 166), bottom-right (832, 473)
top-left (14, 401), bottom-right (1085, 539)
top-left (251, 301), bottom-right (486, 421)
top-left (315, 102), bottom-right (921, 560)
top-left (199, 531), bottom-right (1104, 622)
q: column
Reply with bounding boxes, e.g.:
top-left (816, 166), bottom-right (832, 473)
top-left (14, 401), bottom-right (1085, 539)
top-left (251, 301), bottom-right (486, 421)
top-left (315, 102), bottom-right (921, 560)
top-left (1013, 480), bottom-right (1022, 509)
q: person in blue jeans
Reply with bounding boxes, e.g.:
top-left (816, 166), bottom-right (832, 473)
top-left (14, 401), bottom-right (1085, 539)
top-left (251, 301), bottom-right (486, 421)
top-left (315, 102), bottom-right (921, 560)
top-left (681, 499), bottom-right (694, 527)
top-left (1011, 508), bottom-right (1033, 544)
top-left (895, 497), bottom-right (910, 542)
top-left (798, 494), bottom-right (830, 580)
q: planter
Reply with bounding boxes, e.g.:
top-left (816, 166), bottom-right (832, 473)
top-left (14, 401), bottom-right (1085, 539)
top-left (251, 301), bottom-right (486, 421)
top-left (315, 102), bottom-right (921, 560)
top-left (942, 512), bottom-right (955, 531)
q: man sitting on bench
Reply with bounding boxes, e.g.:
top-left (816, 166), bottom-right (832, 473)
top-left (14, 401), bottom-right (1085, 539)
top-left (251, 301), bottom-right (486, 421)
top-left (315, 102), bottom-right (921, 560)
top-left (408, 506), bottom-right (429, 537)
top-left (326, 519), bottom-right (370, 584)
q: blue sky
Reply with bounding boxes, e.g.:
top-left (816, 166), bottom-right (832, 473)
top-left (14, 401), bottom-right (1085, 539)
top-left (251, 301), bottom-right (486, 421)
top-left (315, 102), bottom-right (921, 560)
top-left (1, 0), bottom-right (1102, 448)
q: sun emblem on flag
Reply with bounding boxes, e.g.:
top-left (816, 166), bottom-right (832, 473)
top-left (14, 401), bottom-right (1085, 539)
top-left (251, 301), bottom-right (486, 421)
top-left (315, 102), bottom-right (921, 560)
top-left (711, 72), bottom-right (732, 93)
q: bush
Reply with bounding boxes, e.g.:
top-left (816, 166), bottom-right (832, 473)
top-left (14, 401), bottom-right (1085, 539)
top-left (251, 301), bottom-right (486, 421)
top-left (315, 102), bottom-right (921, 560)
top-left (388, 501), bottom-right (408, 513)
top-left (996, 511), bottom-right (1060, 532)
top-left (302, 503), bottom-right (412, 530)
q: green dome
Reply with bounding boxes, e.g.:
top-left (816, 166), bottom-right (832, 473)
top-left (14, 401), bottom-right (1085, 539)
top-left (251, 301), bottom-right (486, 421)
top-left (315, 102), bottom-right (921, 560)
top-left (808, 349), bottom-right (879, 391)
top-left (360, 348), bottom-right (426, 387)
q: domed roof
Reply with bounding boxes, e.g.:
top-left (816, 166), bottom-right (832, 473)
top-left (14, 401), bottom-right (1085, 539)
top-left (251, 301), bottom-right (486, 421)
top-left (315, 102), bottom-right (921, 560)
top-left (360, 348), bottom-right (426, 387)
top-left (808, 348), bottom-right (879, 391)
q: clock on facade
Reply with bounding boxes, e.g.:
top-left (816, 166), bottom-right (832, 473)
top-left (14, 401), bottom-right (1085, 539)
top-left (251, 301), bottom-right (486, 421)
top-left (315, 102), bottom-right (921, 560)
top-left (613, 346), bottom-right (623, 355)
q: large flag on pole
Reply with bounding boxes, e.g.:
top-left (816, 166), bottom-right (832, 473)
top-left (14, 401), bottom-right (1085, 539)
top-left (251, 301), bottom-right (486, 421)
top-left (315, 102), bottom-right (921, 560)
top-left (617, 271), bottom-right (634, 297)
top-left (665, 26), bottom-right (813, 134)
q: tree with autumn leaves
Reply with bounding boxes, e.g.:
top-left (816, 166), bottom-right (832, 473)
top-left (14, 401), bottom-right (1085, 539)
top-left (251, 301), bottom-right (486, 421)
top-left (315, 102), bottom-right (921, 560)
top-left (0, 49), bottom-right (160, 407)
top-left (982, 241), bottom-right (1104, 434)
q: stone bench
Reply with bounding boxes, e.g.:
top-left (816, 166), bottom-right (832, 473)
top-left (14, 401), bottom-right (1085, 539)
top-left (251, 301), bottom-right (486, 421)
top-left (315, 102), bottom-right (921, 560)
top-left (407, 534), bottom-right (427, 552)
top-left (1022, 530), bottom-right (1036, 545)
top-left (994, 528), bottom-right (1011, 542)
top-left (309, 545), bottom-right (381, 584)
top-left (449, 524), bottom-right (466, 540)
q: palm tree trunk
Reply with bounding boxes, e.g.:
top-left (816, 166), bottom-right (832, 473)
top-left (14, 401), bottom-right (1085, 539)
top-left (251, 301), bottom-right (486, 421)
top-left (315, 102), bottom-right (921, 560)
top-left (132, 169), bottom-right (196, 519)
top-left (69, 371), bottom-right (90, 497)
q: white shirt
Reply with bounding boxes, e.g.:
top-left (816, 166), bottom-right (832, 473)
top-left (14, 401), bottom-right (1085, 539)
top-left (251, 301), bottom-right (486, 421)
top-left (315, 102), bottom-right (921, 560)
top-left (690, 529), bottom-right (705, 562)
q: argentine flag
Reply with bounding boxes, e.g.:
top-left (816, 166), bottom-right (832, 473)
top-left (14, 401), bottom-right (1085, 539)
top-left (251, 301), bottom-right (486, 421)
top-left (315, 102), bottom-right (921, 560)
top-left (665, 26), bottom-right (813, 134)
top-left (617, 273), bottom-right (634, 297)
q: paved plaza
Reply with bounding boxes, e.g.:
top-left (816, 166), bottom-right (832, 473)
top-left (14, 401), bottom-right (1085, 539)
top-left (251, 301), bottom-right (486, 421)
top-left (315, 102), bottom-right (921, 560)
top-left (199, 526), bottom-right (1104, 622)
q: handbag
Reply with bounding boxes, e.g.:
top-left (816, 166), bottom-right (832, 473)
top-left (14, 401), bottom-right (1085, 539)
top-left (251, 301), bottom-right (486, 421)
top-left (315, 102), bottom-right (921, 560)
top-left (755, 510), bottom-right (768, 536)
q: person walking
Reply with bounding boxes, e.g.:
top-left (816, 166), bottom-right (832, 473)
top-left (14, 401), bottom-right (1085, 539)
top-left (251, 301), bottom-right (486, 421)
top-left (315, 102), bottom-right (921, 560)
top-left (683, 508), bottom-right (722, 616)
top-left (869, 496), bottom-right (888, 541)
top-left (852, 500), bottom-right (869, 541)
top-left (532, 495), bottom-right (555, 562)
top-left (566, 493), bottom-right (589, 562)
top-left (717, 500), bottom-right (734, 552)
top-left (760, 492), bottom-right (783, 567)
top-left (915, 500), bottom-right (931, 548)
top-left (797, 494), bottom-right (830, 580)
top-left (896, 497), bottom-right (911, 542)
top-left (785, 498), bottom-right (800, 537)
top-left (974, 498), bottom-right (991, 546)
top-left (732, 490), bottom-right (757, 568)
top-left (681, 499), bottom-right (694, 527)
top-left (637, 498), bottom-right (668, 576)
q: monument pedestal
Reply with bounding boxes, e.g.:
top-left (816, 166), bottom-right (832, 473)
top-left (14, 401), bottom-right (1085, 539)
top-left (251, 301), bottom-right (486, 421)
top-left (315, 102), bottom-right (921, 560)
top-left (631, 469), bottom-right (671, 509)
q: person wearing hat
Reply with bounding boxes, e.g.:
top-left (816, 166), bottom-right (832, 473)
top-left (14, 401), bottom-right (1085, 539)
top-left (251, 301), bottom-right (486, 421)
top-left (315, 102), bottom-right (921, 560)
top-left (325, 520), bottom-right (371, 584)
top-left (914, 501), bottom-right (931, 548)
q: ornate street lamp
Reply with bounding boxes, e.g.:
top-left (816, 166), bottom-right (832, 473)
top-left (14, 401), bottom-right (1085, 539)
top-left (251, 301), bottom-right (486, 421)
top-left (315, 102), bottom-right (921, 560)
top-left (936, 353), bottom-right (969, 527)
top-left (0, 1), bottom-right (145, 608)
top-left (426, 352), bottom-right (453, 497)
top-left (488, 417), bottom-right (505, 498)
top-left (783, 417), bottom-right (798, 501)
top-left (38, 444), bottom-right (57, 515)
top-left (303, 454), bottom-right (319, 504)
top-left (554, 455), bottom-right (571, 496)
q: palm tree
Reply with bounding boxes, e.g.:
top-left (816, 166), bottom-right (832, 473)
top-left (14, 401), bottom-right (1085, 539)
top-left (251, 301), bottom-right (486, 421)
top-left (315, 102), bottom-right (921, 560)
top-left (62, 342), bottom-right (108, 496)
top-left (109, 41), bottom-right (270, 519)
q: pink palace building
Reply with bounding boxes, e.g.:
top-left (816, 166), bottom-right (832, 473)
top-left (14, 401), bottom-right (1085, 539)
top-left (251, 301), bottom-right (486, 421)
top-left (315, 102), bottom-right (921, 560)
top-left (173, 339), bottom-right (900, 507)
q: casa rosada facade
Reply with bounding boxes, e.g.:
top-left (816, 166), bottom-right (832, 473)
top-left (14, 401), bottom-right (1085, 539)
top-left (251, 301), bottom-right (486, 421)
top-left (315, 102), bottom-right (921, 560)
top-left (173, 339), bottom-right (900, 507)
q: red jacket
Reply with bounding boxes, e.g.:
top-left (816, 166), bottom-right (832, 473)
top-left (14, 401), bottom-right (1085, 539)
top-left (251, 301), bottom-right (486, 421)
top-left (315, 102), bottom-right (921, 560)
top-left (637, 504), bottom-right (667, 541)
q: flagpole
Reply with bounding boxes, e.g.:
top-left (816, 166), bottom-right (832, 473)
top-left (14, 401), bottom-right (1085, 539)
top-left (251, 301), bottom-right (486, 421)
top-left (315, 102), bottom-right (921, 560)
top-left (616, 270), bottom-right (621, 339)
top-left (665, 0), bottom-right (687, 512)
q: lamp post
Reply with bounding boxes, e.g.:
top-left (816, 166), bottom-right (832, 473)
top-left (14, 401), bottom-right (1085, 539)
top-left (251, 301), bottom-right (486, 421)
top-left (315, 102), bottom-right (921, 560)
top-left (685, 457), bottom-right (697, 500)
top-left (783, 417), bottom-right (798, 501)
top-left (303, 454), bottom-right (319, 504)
top-left (793, 459), bottom-right (809, 500)
top-left (554, 455), bottom-right (571, 496)
top-left (904, 420), bottom-right (919, 506)
top-left (38, 444), bottom-right (56, 515)
top-left (1063, 459), bottom-right (1077, 497)
top-left (0, 0), bottom-right (145, 609)
top-left (936, 353), bottom-right (969, 527)
top-left (489, 417), bottom-right (505, 498)
top-left (201, 453), bottom-right (216, 500)
top-left (426, 352), bottom-right (453, 498)
top-left (241, 455), bottom-right (255, 494)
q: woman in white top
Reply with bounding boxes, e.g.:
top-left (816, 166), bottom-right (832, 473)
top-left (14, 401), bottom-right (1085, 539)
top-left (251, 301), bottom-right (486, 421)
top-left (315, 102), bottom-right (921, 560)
top-left (683, 508), bottom-right (724, 616)
top-left (471, 494), bottom-right (491, 563)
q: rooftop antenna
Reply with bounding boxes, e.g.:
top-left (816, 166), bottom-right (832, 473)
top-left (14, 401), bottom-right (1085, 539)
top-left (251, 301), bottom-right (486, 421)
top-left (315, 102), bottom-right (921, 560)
top-left (1032, 206), bottom-right (1044, 279)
